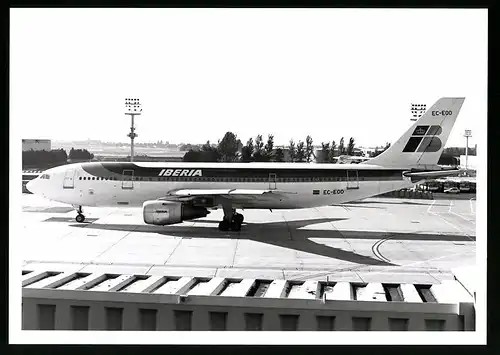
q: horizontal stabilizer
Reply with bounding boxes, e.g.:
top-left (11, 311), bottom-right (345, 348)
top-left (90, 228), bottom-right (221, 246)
top-left (403, 169), bottom-right (465, 183)
top-left (403, 169), bottom-right (464, 179)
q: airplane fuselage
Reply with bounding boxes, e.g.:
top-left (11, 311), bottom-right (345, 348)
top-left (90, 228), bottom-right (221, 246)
top-left (29, 162), bottom-right (414, 209)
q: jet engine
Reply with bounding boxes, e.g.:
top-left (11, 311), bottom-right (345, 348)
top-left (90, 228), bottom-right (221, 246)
top-left (143, 200), bottom-right (209, 226)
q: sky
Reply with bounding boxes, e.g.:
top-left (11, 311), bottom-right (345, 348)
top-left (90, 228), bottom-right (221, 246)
top-left (10, 8), bottom-right (487, 148)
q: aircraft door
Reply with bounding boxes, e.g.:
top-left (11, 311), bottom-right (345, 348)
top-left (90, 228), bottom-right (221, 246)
top-left (122, 170), bottom-right (134, 189)
top-left (346, 170), bottom-right (359, 189)
top-left (63, 169), bottom-right (75, 189)
top-left (269, 173), bottom-right (277, 190)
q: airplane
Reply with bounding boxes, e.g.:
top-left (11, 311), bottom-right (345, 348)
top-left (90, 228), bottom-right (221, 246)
top-left (26, 97), bottom-right (465, 232)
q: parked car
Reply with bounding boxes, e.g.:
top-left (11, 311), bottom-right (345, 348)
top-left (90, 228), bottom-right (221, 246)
top-left (444, 187), bottom-right (460, 194)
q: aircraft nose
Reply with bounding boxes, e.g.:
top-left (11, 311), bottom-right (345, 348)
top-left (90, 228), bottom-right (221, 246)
top-left (25, 180), bottom-right (33, 194)
top-left (26, 180), bottom-right (37, 195)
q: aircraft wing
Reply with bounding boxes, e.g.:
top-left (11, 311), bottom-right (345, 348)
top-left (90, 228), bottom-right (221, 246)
top-left (161, 188), bottom-right (296, 202)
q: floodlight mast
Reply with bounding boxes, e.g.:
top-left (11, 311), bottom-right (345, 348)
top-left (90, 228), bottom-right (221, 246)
top-left (464, 129), bottom-right (472, 176)
top-left (125, 98), bottom-right (142, 162)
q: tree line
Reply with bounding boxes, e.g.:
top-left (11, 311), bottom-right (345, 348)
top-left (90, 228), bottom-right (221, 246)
top-left (182, 131), bottom-right (374, 163)
top-left (443, 146), bottom-right (477, 156)
top-left (22, 148), bottom-right (94, 169)
top-left (68, 148), bottom-right (94, 160)
top-left (369, 142), bottom-right (392, 158)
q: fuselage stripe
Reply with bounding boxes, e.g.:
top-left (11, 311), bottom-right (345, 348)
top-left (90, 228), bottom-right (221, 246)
top-left (80, 163), bottom-right (406, 181)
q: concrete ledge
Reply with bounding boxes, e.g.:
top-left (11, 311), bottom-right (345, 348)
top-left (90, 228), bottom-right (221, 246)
top-left (21, 269), bottom-right (475, 331)
top-left (452, 266), bottom-right (476, 302)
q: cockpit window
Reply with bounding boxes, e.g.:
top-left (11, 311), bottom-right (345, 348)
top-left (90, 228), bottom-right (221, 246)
top-left (40, 174), bottom-right (51, 179)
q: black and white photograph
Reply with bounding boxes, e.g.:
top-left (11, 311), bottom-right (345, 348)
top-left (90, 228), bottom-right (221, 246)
top-left (10, 7), bottom-right (486, 344)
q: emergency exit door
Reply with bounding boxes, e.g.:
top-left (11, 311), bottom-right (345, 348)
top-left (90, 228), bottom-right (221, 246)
top-left (269, 173), bottom-right (277, 190)
top-left (122, 170), bottom-right (134, 189)
top-left (63, 169), bottom-right (75, 189)
top-left (346, 170), bottom-right (359, 189)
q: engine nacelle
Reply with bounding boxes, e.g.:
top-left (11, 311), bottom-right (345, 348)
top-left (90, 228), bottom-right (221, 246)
top-left (143, 200), bottom-right (209, 226)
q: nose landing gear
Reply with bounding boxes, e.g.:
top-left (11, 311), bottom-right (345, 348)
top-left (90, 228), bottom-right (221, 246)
top-left (74, 205), bottom-right (86, 223)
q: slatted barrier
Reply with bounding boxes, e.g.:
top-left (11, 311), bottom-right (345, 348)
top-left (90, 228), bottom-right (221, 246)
top-left (21, 270), bottom-right (475, 331)
top-left (22, 170), bottom-right (44, 193)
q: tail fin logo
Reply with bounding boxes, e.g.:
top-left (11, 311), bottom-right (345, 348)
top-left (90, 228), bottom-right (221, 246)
top-left (403, 125), bottom-right (443, 153)
top-left (414, 126), bottom-right (428, 135)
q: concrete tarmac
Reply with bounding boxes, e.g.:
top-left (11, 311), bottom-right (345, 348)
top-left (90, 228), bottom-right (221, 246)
top-left (19, 194), bottom-right (476, 284)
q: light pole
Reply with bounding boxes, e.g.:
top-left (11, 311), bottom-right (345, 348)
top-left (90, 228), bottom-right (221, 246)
top-left (464, 129), bottom-right (472, 176)
top-left (125, 98), bottom-right (142, 162)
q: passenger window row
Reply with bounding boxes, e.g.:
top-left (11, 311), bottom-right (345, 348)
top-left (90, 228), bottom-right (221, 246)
top-left (78, 176), bottom-right (117, 181)
top-left (77, 176), bottom-right (369, 182)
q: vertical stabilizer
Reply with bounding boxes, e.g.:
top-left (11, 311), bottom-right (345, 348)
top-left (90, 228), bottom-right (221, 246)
top-left (362, 97), bottom-right (465, 168)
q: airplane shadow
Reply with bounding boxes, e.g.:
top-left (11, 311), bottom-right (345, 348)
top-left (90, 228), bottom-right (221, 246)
top-left (333, 204), bottom-right (386, 210)
top-left (345, 200), bottom-right (440, 207)
top-left (23, 207), bottom-right (75, 213)
top-left (67, 217), bottom-right (475, 267)
top-left (45, 217), bottom-right (99, 223)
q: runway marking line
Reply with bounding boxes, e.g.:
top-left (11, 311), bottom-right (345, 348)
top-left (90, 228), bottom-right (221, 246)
top-left (427, 200), bottom-right (436, 214)
top-left (371, 235), bottom-right (393, 264)
top-left (91, 230), bottom-right (134, 261)
top-left (428, 211), bottom-right (475, 242)
top-left (315, 207), bottom-right (353, 252)
top-left (470, 198), bottom-right (475, 214)
top-left (231, 239), bottom-right (240, 268)
top-left (163, 237), bottom-right (185, 265)
top-left (338, 248), bottom-right (476, 283)
top-left (450, 211), bottom-right (476, 225)
top-left (392, 249), bottom-right (476, 270)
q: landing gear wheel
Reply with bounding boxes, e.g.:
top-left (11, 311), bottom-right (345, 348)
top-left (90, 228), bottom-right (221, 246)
top-left (76, 214), bottom-right (85, 223)
top-left (230, 220), bottom-right (242, 231)
top-left (234, 213), bottom-right (244, 224)
top-left (218, 220), bottom-right (230, 231)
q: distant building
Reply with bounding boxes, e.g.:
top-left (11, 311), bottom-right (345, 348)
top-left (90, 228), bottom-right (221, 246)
top-left (95, 150), bottom-right (186, 163)
top-left (22, 139), bottom-right (51, 152)
top-left (351, 148), bottom-right (365, 157)
top-left (357, 146), bottom-right (381, 157)
top-left (336, 155), bottom-right (370, 164)
top-left (460, 155), bottom-right (477, 172)
top-left (438, 155), bottom-right (460, 166)
top-left (133, 154), bottom-right (185, 162)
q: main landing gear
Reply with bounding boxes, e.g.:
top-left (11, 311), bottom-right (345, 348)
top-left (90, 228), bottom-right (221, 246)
top-left (218, 207), bottom-right (244, 232)
top-left (75, 205), bottom-right (86, 223)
